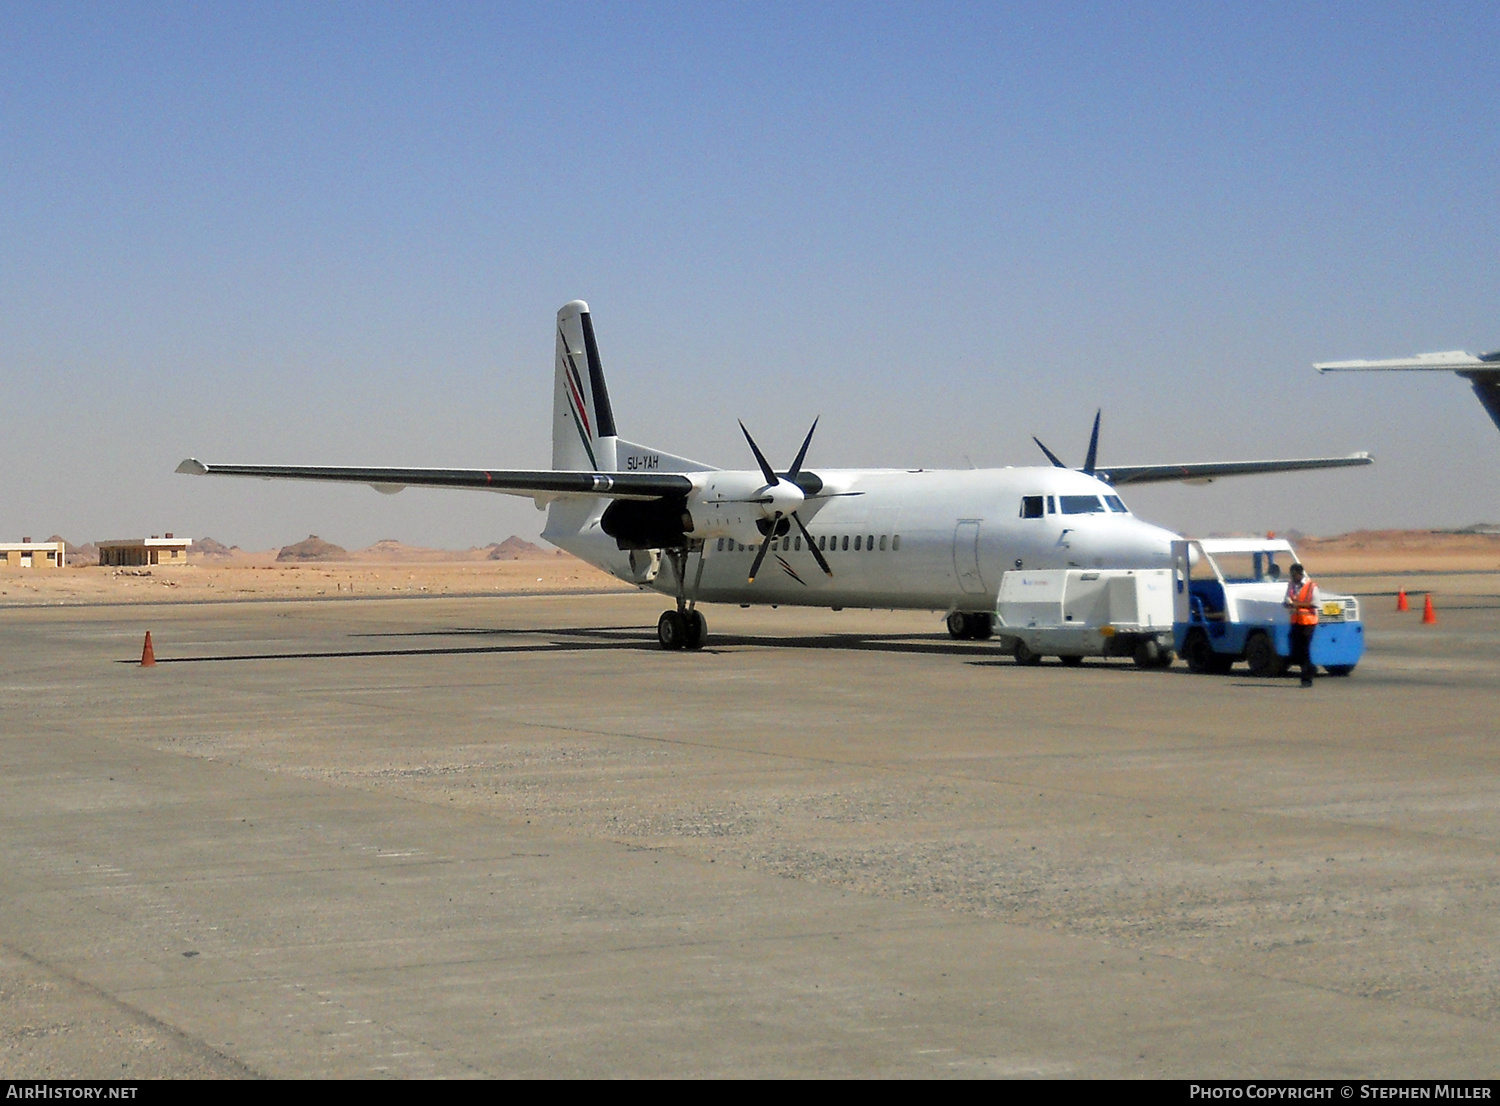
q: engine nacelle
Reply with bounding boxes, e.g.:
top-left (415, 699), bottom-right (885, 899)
top-left (600, 495), bottom-right (692, 550)
top-left (601, 472), bottom-right (822, 551)
top-left (683, 472), bottom-right (806, 547)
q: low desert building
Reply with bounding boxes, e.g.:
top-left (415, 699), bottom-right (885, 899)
top-left (0, 538), bottom-right (65, 569)
top-left (97, 534), bottom-right (193, 567)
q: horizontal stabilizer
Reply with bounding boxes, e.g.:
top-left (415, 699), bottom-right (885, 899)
top-left (175, 460), bottom-right (693, 501)
top-left (1097, 453), bottom-right (1373, 487)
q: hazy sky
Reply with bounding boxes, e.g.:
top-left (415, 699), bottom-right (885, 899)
top-left (4, 2), bottom-right (1498, 550)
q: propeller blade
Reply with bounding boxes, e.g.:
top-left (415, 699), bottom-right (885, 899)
top-left (1083, 409), bottom-right (1101, 475)
top-left (738, 421), bottom-right (780, 487)
top-left (747, 533), bottom-right (775, 583)
top-left (792, 512), bottom-right (832, 576)
top-left (1033, 437), bottom-right (1067, 468)
top-left (786, 416), bottom-right (819, 480)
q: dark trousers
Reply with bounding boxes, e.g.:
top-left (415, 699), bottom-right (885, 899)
top-left (1290, 624), bottom-right (1316, 681)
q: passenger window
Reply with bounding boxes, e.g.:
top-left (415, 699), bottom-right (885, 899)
top-left (1046, 496), bottom-right (1056, 514)
top-left (819, 535), bottom-right (827, 551)
top-left (842, 535), bottom-right (849, 552)
top-left (878, 535), bottom-right (887, 551)
top-left (892, 535), bottom-right (901, 551)
top-left (1020, 496), bottom-right (1043, 519)
top-left (716, 538), bottom-right (724, 551)
top-left (866, 534), bottom-right (874, 550)
top-left (854, 535), bottom-right (861, 551)
top-left (794, 536), bottom-right (802, 551)
top-left (1059, 495), bottom-right (1106, 514)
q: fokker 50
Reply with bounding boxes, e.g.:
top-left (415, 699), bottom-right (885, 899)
top-left (178, 301), bottom-right (1372, 650)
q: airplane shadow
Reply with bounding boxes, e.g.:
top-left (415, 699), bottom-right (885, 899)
top-left (124, 624), bottom-right (1031, 665)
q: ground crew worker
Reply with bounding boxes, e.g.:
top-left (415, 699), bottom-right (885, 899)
top-left (1283, 562), bottom-right (1318, 687)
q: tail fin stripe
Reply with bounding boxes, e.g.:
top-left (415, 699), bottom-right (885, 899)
top-left (580, 312), bottom-right (617, 437)
top-left (565, 370), bottom-right (592, 438)
top-left (557, 327), bottom-right (594, 438)
top-left (570, 411), bottom-right (598, 470)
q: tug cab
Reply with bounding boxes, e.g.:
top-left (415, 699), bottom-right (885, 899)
top-left (1171, 538), bottom-right (1364, 676)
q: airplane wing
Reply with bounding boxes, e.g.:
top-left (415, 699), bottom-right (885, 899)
top-left (175, 459), bottom-right (694, 501)
top-left (1095, 453), bottom-right (1373, 487)
top-left (1315, 351), bottom-right (1500, 373)
top-left (1316, 350), bottom-right (1500, 432)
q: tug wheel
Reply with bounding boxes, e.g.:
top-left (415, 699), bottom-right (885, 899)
top-left (1244, 632), bottom-right (1284, 678)
top-left (1184, 631), bottom-right (1219, 675)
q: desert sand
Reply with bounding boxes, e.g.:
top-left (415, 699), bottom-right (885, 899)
top-left (0, 538), bottom-right (628, 606)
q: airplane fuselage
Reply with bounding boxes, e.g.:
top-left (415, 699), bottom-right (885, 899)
top-left (545, 465), bottom-right (1178, 613)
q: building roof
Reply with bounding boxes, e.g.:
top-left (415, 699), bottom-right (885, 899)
top-left (96, 536), bottom-right (193, 548)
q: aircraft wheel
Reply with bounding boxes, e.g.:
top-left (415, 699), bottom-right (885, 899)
top-left (1133, 639), bottom-right (1161, 669)
top-left (1013, 641), bottom-right (1042, 666)
top-left (1244, 632), bottom-right (1284, 677)
top-left (683, 610), bottom-right (707, 650)
top-left (947, 611), bottom-right (972, 639)
top-left (1155, 649), bottom-right (1176, 669)
top-left (970, 613), bottom-right (994, 640)
top-left (1184, 631), bottom-right (1218, 675)
top-left (657, 610), bottom-right (687, 650)
top-left (1059, 654), bottom-right (1084, 667)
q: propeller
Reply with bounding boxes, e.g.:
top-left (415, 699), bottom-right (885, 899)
top-left (1034, 409), bottom-right (1102, 476)
top-left (738, 418), bottom-right (834, 584)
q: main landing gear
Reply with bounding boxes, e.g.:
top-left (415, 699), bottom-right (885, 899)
top-left (657, 544), bottom-right (708, 650)
top-left (946, 611), bottom-right (994, 640)
top-left (658, 608), bottom-right (707, 650)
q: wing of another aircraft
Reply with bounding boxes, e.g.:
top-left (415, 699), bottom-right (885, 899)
top-left (1095, 453), bottom-right (1373, 486)
top-left (1315, 351), bottom-right (1500, 372)
top-left (174, 459), bottom-right (694, 501)
top-left (1316, 350), bottom-right (1500, 432)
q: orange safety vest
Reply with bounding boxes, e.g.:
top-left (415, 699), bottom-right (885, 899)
top-left (1288, 579), bottom-right (1318, 626)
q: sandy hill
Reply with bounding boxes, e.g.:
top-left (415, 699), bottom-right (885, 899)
top-left (276, 535), bottom-right (349, 562)
top-left (195, 536), bottom-right (240, 558)
top-left (486, 536), bottom-right (549, 559)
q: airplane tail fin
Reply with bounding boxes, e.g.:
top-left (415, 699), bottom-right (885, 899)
top-left (550, 301), bottom-right (716, 475)
top-left (553, 301), bottom-right (619, 472)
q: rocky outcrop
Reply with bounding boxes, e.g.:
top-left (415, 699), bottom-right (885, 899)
top-left (275, 535), bottom-right (349, 562)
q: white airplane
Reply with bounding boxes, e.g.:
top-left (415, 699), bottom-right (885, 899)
top-left (1316, 349), bottom-right (1500, 432)
top-left (178, 301), bottom-right (1373, 651)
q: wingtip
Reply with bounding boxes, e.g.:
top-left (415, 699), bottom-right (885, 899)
top-left (175, 458), bottom-right (209, 476)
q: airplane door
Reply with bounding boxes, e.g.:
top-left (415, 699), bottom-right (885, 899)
top-left (953, 520), bottom-right (985, 594)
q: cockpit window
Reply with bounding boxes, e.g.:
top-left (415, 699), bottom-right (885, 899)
top-left (1020, 495), bottom-right (1044, 519)
top-left (1059, 495), bottom-right (1106, 514)
top-left (1104, 495), bottom-right (1129, 513)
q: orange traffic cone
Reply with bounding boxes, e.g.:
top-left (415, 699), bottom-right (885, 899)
top-left (1396, 589), bottom-right (1409, 612)
top-left (140, 631), bottom-right (156, 667)
top-left (1422, 595), bottom-right (1437, 624)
